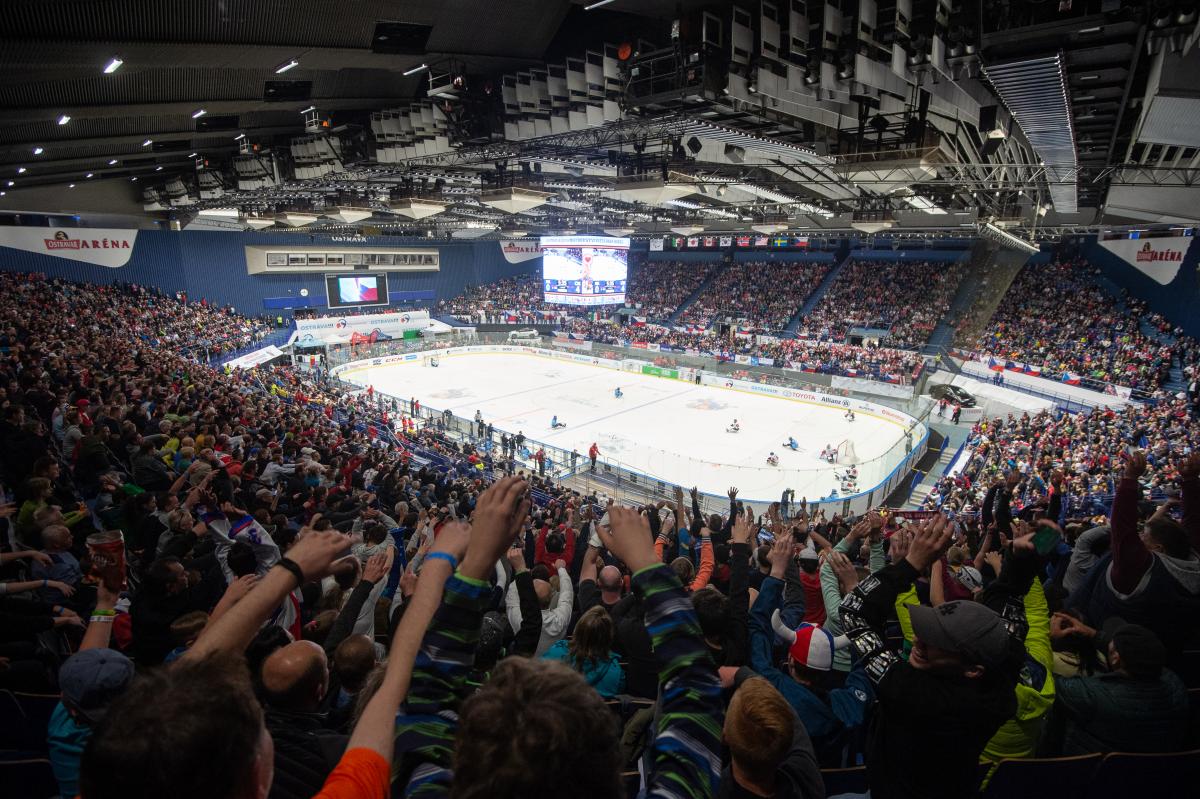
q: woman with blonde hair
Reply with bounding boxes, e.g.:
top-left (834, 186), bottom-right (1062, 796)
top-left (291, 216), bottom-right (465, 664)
top-left (541, 605), bottom-right (626, 698)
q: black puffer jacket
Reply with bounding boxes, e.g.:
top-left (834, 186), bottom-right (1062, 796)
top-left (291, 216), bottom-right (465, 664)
top-left (264, 709), bottom-right (347, 799)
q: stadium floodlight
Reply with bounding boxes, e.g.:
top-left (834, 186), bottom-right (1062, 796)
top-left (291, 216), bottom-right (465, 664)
top-left (402, 64), bottom-right (429, 76)
top-left (275, 59), bottom-right (300, 74)
top-left (33, 147), bottom-right (44, 155)
top-left (57, 114), bottom-right (71, 125)
top-left (142, 139), bottom-right (153, 146)
top-left (103, 56), bottom-right (124, 74)
top-left (978, 221), bottom-right (1040, 255)
top-left (192, 108), bottom-right (207, 119)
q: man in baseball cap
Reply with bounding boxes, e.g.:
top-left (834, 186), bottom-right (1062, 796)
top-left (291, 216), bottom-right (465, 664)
top-left (48, 648), bottom-right (135, 796)
top-left (838, 514), bottom-right (1036, 799)
top-left (907, 599), bottom-right (1012, 673)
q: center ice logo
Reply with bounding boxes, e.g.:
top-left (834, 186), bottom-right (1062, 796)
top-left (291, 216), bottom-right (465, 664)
top-left (431, 388), bottom-right (471, 400)
top-left (686, 398), bottom-right (728, 411)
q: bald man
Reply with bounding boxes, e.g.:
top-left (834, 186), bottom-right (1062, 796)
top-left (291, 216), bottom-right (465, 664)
top-left (260, 641), bottom-right (347, 799)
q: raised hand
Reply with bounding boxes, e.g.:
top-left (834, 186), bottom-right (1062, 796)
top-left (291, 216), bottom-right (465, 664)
top-left (461, 476), bottom-right (529, 579)
top-left (285, 530), bottom-right (352, 583)
top-left (431, 520), bottom-right (471, 561)
top-left (1123, 449), bottom-right (1147, 480)
top-left (731, 508), bottom-right (752, 545)
top-left (728, 486), bottom-right (738, 500)
top-left (596, 505), bottom-right (656, 573)
top-left (827, 551), bottom-right (858, 593)
top-left (766, 533), bottom-right (792, 579)
top-left (905, 515), bottom-right (952, 571)
top-left (506, 544), bottom-right (527, 572)
top-left (223, 574), bottom-right (258, 603)
top-left (363, 552), bottom-right (390, 583)
top-left (888, 529), bottom-right (911, 564)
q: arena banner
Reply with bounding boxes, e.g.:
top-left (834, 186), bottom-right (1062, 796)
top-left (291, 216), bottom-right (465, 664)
top-left (292, 311), bottom-right (430, 345)
top-left (499, 239), bottom-right (543, 263)
top-left (0, 227), bottom-right (138, 268)
top-left (552, 334), bottom-right (593, 351)
top-left (225, 345), bottom-right (285, 370)
top-left (1097, 234), bottom-right (1193, 285)
top-left (831, 375), bottom-right (914, 400)
top-left (649, 238), bottom-right (664, 251)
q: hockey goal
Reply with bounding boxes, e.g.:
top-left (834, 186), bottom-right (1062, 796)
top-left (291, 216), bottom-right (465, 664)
top-left (421, 355), bottom-right (440, 367)
top-left (835, 438), bottom-right (859, 464)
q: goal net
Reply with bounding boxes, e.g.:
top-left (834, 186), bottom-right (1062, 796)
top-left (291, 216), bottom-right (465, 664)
top-left (423, 355), bottom-right (439, 367)
top-left (836, 438), bottom-right (859, 464)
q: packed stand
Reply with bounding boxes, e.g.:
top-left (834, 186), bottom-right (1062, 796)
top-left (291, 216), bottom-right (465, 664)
top-left (623, 259), bottom-right (718, 322)
top-left (3, 268), bottom-right (1199, 799)
top-left (677, 260), bottom-right (831, 334)
top-left (435, 274), bottom-right (581, 325)
top-left (797, 259), bottom-right (965, 350)
top-left (961, 260), bottom-right (1177, 390)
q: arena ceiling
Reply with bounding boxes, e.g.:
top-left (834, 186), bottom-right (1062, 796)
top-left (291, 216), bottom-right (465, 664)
top-left (1, 1), bottom-right (1197, 240)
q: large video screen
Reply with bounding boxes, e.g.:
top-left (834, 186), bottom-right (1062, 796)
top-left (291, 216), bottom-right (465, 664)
top-left (540, 235), bottom-right (629, 306)
top-left (324, 273), bottom-right (389, 308)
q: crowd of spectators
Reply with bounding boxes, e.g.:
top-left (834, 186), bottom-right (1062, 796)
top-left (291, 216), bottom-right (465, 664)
top-left (623, 259), bottom-right (718, 321)
top-left (678, 260), bottom-right (832, 334)
top-left (435, 274), bottom-right (579, 325)
top-left (960, 260), bottom-right (1179, 390)
top-left (6, 265), bottom-right (1199, 799)
top-left (923, 399), bottom-right (1199, 520)
top-left (797, 259), bottom-right (965, 350)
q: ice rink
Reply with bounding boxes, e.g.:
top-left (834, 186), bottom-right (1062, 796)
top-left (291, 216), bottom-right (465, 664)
top-left (345, 350), bottom-right (912, 502)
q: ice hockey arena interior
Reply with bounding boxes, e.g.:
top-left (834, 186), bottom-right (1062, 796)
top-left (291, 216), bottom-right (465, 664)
top-left (2, 1), bottom-right (1200, 798)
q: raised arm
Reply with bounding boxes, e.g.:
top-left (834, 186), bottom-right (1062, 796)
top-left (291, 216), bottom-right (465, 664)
top-left (506, 545), bottom-right (542, 657)
top-left (1109, 451), bottom-right (1154, 595)
top-left (598, 507), bottom-right (723, 799)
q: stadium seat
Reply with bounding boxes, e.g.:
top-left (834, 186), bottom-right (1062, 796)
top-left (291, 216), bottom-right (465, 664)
top-left (0, 757), bottom-right (59, 799)
top-left (1085, 749), bottom-right (1200, 799)
top-left (0, 691), bottom-right (54, 754)
top-left (820, 765), bottom-right (868, 796)
top-left (980, 753), bottom-right (1102, 799)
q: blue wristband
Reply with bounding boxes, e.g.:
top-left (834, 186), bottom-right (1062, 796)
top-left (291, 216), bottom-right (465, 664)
top-left (424, 551), bottom-right (458, 571)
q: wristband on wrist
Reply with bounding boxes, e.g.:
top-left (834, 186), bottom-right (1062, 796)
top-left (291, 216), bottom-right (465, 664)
top-left (92, 608), bottom-right (116, 617)
top-left (276, 557), bottom-right (306, 587)
top-left (89, 614), bottom-right (115, 623)
top-left (424, 551), bottom-right (458, 571)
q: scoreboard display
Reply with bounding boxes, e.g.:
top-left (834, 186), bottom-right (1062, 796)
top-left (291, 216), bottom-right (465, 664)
top-left (540, 235), bottom-right (629, 306)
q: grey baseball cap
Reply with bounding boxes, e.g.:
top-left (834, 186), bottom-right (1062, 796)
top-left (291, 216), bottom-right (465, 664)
top-left (908, 600), bottom-right (1011, 668)
top-left (59, 648), bottom-right (135, 723)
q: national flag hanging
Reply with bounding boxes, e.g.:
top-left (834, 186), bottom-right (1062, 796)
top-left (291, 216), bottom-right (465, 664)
top-left (1023, 364), bottom-right (1042, 376)
top-left (1005, 361), bottom-right (1022, 373)
top-left (988, 357), bottom-right (1004, 372)
top-left (1061, 371), bottom-right (1081, 386)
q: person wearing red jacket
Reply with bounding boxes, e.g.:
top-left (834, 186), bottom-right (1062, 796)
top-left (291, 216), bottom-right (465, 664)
top-left (535, 523), bottom-right (576, 574)
top-left (588, 442), bottom-right (599, 472)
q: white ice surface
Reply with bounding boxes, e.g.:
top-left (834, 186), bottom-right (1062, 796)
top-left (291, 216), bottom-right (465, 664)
top-left (346, 351), bottom-right (909, 503)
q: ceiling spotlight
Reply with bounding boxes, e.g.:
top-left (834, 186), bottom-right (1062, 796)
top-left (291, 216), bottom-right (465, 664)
top-left (402, 64), bottom-right (429, 76)
top-left (275, 59), bottom-right (300, 74)
top-left (191, 108), bottom-right (207, 118)
top-left (103, 56), bottom-right (123, 74)
top-left (16, 167), bottom-right (25, 174)
top-left (68, 183), bottom-right (75, 188)
top-left (142, 139), bottom-right (153, 146)
top-left (57, 114), bottom-right (71, 125)
top-left (33, 147), bottom-right (44, 155)
top-left (234, 133), bottom-right (246, 141)
top-left (0, 192), bottom-right (5, 197)
top-left (155, 166), bottom-right (163, 171)
top-left (131, 177), bottom-right (138, 181)
top-left (300, 106), bottom-right (316, 114)
top-left (584, 0), bottom-right (617, 8)
top-left (108, 159), bottom-right (118, 165)
top-left (6, 181), bottom-right (13, 187)
top-left (85, 173), bottom-right (93, 178)
top-left (188, 153), bottom-right (197, 158)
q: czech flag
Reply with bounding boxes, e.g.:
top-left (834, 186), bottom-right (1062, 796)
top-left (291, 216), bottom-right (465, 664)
top-left (846, 368), bottom-right (859, 377)
top-left (988, 357), bottom-right (1004, 372)
top-left (1023, 364), bottom-right (1042, 377)
top-left (1061, 371), bottom-right (1081, 386)
top-left (1005, 361), bottom-right (1023, 373)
